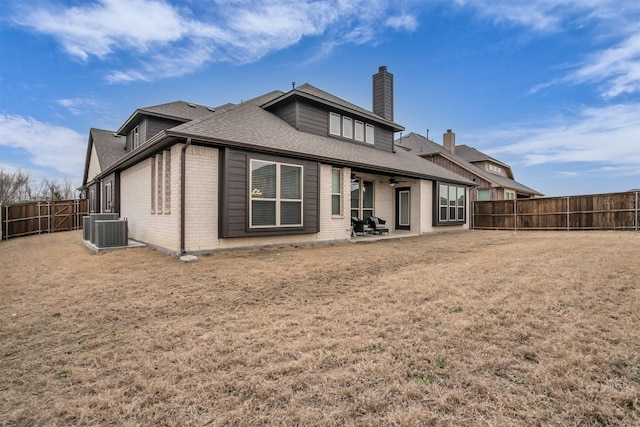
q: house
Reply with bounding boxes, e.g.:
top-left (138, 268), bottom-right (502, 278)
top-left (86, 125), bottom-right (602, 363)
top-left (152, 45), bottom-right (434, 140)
top-left (81, 67), bottom-right (475, 254)
top-left (395, 131), bottom-right (542, 202)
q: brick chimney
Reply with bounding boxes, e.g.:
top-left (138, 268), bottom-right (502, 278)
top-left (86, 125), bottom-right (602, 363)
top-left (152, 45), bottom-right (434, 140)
top-left (372, 66), bottom-right (393, 121)
top-left (443, 129), bottom-right (455, 154)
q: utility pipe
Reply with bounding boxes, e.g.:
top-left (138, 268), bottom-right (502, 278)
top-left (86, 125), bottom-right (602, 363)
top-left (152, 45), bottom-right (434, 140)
top-left (180, 138), bottom-right (192, 254)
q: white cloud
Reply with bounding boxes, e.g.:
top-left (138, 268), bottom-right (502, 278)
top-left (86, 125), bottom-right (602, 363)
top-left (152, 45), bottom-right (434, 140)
top-left (12, 0), bottom-right (420, 83)
top-left (15, 0), bottom-right (188, 61)
top-left (459, 0), bottom-right (640, 99)
top-left (0, 114), bottom-right (86, 177)
top-left (478, 103), bottom-right (640, 172)
top-left (57, 98), bottom-right (104, 115)
top-left (385, 13), bottom-right (419, 32)
top-left (569, 31), bottom-right (640, 98)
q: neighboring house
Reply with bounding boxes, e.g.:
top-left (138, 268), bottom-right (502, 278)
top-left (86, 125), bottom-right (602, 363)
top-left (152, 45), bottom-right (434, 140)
top-left (396, 131), bottom-right (542, 202)
top-left (81, 66), bottom-right (475, 254)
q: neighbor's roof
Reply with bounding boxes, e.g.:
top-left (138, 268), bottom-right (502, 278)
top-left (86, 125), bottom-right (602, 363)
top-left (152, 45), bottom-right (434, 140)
top-left (116, 101), bottom-right (217, 135)
top-left (396, 132), bottom-right (542, 195)
top-left (454, 144), bottom-right (508, 168)
top-left (165, 90), bottom-right (472, 185)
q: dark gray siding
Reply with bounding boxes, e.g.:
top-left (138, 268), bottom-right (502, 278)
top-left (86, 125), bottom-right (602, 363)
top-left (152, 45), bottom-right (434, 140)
top-left (219, 148), bottom-right (320, 238)
top-left (145, 117), bottom-right (184, 141)
top-left (374, 127), bottom-right (394, 152)
top-left (297, 103), bottom-right (328, 136)
top-left (270, 101), bottom-right (297, 128)
top-left (125, 116), bottom-right (184, 151)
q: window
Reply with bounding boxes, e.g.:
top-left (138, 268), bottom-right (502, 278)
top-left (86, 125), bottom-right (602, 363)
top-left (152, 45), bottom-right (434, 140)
top-left (477, 189), bottom-right (490, 201)
top-left (488, 163), bottom-right (502, 173)
top-left (250, 160), bottom-right (303, 227)
top-left (350, 178), bottom-right (374, 221)
top-left (331, 168), bottom-right (342, 216)
top-left (505, 190), bottom-right (515, 200)
top-left (365, 124), bottom-right (375, 144)
top-left (329, 113), bottom-right (340, 135)
top-left (329, 112), bottom-right (374, 144)
top-left (89, 188), bottom-right (96, 213)
top-left (133, 126), bottom-right (140, 149)
top-left (354, 121), bottom-right (364, 141)
top-left (104, 182), bottom-right (112, 212)
top-left (437, 183), bottom-right (466, 224)
top-left (342, 117), bottom-right (353, 138)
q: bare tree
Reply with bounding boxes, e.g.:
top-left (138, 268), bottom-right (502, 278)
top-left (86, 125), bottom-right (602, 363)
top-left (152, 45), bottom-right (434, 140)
top-left (0, 169), bottom-right (31, 205)
top-left (0, 170), bottom-right (79, 205)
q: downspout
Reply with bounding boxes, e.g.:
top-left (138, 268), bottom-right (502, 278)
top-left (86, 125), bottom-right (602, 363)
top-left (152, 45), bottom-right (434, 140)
top-left (180, 138), bottom-right (192, 254)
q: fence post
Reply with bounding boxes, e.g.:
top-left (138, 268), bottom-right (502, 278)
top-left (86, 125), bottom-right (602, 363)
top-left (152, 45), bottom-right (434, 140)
top-left (514, 199), bottom-right (517, 232)
top-left (633, 191), bottom-right (638, 231)
top-left (566, 196), bottom-right (570, 231)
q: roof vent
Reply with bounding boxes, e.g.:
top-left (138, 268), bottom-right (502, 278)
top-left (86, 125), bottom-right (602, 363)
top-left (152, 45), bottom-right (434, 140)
top-left (207, 107), bottom-right (216, 112)
top-left (187, 103), bottom-right (196, 108)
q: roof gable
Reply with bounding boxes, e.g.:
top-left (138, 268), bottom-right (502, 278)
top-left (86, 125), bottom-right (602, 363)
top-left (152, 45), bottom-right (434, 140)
top-left (262, 83), bottom-right (404, 132)
top-left (82, 128), bottom-right (126, 185)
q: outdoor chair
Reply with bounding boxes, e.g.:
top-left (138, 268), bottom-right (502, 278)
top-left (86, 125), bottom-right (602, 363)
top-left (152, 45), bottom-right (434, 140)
top-left (351, 217), bottom-right (373, 236)
top-left (367, 216), bottom-right (389, 234)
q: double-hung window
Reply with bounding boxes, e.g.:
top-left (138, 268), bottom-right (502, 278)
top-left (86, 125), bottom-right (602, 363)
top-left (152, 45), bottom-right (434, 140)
top-left (133, 126), bottom-right (140, 149)
top-left (250, 160), bottom-right (303, 227)
top-left (331, 168), bottom-right (342, 216)
top-left (329, 113), bottom-right (341, 136)
top-left (354, 121), bottom-right (364, 142)
top-left (104, 182), bottom-right (112, 212)
top-left (365, 124), bottom-right (375, 144)
top-left (342, 117), bottom-right (353, 138)
top-left (437, 183), bottom-right (466, 224)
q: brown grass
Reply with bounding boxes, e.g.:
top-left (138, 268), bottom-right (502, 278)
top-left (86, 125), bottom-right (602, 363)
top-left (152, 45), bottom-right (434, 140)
top-left (1, 230), bottom-right (639, 426)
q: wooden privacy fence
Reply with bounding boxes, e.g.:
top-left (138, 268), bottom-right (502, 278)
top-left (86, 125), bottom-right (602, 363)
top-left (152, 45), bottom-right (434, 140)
top-left (473, 191), bottom-right (639, 231)
top-left (1, 199), bottom-right (88, 240)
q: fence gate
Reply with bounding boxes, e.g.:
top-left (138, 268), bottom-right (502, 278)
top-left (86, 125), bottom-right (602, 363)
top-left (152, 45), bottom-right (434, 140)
top-left (1, 199), bottom-right (89, 240)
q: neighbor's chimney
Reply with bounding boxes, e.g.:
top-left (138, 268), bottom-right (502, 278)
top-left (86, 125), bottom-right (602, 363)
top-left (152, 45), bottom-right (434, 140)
top-left (443, 129), bottom-right (455, 154)
top-left (372, 66), bottom-right (393, 121)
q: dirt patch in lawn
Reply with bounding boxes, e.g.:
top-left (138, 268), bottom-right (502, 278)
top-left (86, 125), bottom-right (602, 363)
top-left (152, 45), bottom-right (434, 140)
top-left (1, 230), bottom-right (639, 426)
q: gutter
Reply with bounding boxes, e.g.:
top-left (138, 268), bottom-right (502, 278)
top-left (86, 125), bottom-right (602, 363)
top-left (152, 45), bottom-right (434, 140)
top-left (180, 138), bottom-right (192, 254)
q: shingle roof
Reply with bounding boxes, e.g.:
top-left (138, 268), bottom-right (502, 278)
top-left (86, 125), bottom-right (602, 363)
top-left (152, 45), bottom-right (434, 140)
top-left (140, 101), bottom-right (217, 120)
top-left (91, 128), bottom-right (126, 170)
top-left (454, 144), bottom-right (508, 167)
top-left (169, 93), bottom-right (472, 185)
top-left (396, 132), bottom-right (542, 195)
top-left (117, 101), bottom-right (218, 135)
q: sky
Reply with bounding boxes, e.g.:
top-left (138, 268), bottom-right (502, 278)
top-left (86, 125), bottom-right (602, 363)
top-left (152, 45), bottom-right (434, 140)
top-left (1, 0), bottom-right (639, 197)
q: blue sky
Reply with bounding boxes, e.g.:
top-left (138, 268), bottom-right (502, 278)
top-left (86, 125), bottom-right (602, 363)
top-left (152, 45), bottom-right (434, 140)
top-left (1, 0), bottom-right (639, 197)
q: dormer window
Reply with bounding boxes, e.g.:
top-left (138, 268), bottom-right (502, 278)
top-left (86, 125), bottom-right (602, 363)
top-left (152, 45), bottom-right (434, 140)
top-left (365, 124), bottom-right (375, 144)
top-left (133, 126), bottom-right (140, 149)
top-left (342, 117), bottom-right (353, 138)
top-left (488, 163), bottom-right (502, 174)
top-left (354, 121), bottom-right (364, 141)
top-left (329, 112), bottom-right (375, 144)
top-left (329, 113), bottom-right (340, 136)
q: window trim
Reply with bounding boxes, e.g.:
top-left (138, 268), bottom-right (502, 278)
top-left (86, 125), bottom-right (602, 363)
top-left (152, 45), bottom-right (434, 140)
top-left (331, 168), bottom-right (342, 216)
top-left (249, 159), bottom-right (304, 229)
top-left (365, 124), bottom-right (375, 144)
top-left (104, 182), bottom-right (112, 212)
top-left (329, 113), bottom-right (341, 136)
top-left (434, 182), bottom-right (466, 226)
top-left (133, 126), bottom-right (140, 149)
top-left (342, 117), bottom-right (353, 139)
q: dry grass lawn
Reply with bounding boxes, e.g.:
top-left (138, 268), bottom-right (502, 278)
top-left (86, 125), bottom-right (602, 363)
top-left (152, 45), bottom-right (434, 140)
top-left (1, 230), bottom-right (639, 426)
